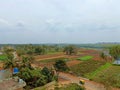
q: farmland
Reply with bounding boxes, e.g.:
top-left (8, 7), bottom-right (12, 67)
top-left (70, 60), bottom-right (106, 76)
top-left (0, 44), bottom-right (120, 90)
top-left (93, 65), bottom-right (120, 88)
top-left (0, 55), bottom-right (7, 61)
top-left (77, 55), bottom-right (93, 61)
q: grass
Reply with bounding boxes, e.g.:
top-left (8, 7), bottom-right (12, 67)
top-left (70, 60), bottom-right (106, 77)
top-left (0, 55), bottom-right (7, 61)
top-left (46, 51), bottom-right (63, 55)
top-left (54, 83), bottom-right (85, 90)
top-left (77, 55), bottom-right (93, 61)
top-left (85, 63), bottom-right (112, 80)
top-left (39, 58), bottom-right (69, 63)
top-left (93, 65), bottom-right (120, 88)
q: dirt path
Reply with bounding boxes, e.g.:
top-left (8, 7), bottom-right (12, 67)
top-left (59, 72), bottom-right (106, 90)
top-left (35, 55), bottom-right (66, 61)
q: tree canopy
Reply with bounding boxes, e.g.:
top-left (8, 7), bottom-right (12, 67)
top-left (109, 45), bottom-right (120, 59)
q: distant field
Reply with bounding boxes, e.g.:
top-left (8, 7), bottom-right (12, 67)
top-left (46, 51), bottom-right (63, 55)
top-left (77, 56), bottom-right (93, 61)
top-left (0, 55), bottom-right (7, 61)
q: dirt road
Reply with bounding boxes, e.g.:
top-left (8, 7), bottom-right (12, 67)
top-left (36, 55), bottom-right (66, 61)
top-left (59, 72), bottom-right (106, 90)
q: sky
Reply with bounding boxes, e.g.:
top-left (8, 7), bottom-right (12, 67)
top-left (0, 0), bottom-right (120, 44)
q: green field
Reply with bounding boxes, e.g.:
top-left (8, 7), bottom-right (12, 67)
top-left (85, 63), bottom-right (111, 80)
top-left (54, 83), bottom-right (85, 90)
top-left (77, 56), bottom-right (93, 61)
top-left (70, 60), bottom-right (106, 77)
top-left (93, 65), bottom-right (120, 88)
top-left (0, 55), bottom-right (7, 61)
top-left (39, 58), bottom-right (69, 63)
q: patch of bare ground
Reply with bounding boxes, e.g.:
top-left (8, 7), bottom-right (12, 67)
top-left (67, 60), bottom-right (81, 67)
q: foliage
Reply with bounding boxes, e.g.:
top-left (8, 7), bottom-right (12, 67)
top-left (20, 56), bottom-right (33, 69)
top-left (109, 45), bottom-right (120, 59)
top-left (63, 45), bottom-right (77, 55)
top-left (54, 83), bottom-right (85, 90)
top-left (18, 66), bottom-right (56, 89)
top-left (3, 46), bottom-right (14, 54)
top-left (15, 44), bottom-right (62, 56)
top-left (70, 60), bottom-right (106, 77)
top-left (77, 56), bottom-right (93, 61)
top-left (0, 55), bottom-right (7, 61)
top-left (41, 67), bottom-right (54, 82)
top-left (54, 60), bottom-right (69, 72)
top-left (39, 58), bottom-right (68, 63)
top-left (100, 52), bottom-right (107, 60)
top-left (4, 53), bottom-right (16, 69)
top-left (34, 47), bottom-right (46, 55)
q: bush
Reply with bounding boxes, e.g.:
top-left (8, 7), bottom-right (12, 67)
top-left (54, 60), bottom-right (69, 72)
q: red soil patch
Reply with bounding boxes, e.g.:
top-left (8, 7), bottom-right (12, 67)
top-left (34, 53), bottom-right (64, 60)
top-left (67, 60), bottom-right (81, 67)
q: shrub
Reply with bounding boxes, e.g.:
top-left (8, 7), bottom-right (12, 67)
top-left (54, 60), bottom-right (69, 72)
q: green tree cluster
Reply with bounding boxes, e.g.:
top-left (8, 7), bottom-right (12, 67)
top-left (109, 45), bottom-right (120, 59)
top-left (63, 45), bottom-right (77, 55)
top-left (15, 44), bottom-right (62, 56)
top-left (54, 60), bottom-right (69, 72)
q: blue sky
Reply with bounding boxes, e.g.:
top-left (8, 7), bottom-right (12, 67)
top-left (0, 0), bottom-right (120, 44)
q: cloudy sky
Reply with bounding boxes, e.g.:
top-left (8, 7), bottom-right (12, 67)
top-left (0, 0), bottom-right (120, 44)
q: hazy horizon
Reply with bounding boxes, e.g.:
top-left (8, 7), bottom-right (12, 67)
top-left (0, 0), bottom-right (120, 44)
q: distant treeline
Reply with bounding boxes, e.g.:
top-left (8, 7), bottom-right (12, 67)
top-left (0, 43), bottom-right (120, 49)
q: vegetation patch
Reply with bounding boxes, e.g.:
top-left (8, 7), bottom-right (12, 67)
top-left (77, 56), bottom-right (93, 61)
top-left (85, 63), bottom-right (111, 80)
top-left (54, 60), bottom-right (69, 72)
top-left (70, 60), bottom-right (106, 77)
top-left (54, 83), bottom-right (85, 90)
top-left (39, 58), bottom-right (69, 63)
top-left (0, 55), bottom-right (7, 61)
top-left (93, 65), bottom-right (120, 88)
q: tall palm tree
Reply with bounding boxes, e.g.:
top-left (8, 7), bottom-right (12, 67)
top-left (4, 53), bottom-right (16, 75)
top-left (20, 56), bottom-right (33, 69)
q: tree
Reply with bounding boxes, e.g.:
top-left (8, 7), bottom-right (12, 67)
top-left (54, 60), bottom-right (69, 71)
top-left (109, 45), bottom-right (120, 59)
top-left (100, 52), bottom-right (107, 60)
top-left (34, 47), bottom-right (45, 55)
top-left (4, 53), bottom-right (16, 75)
top-left (63, 45), bottom-right (77, 55)
top-left (3, 46), bottom-right (14, 55)
top-left (18, 67), bottom-right (54, 89)
top-left (41, 67), bottom-right (53, 82)
top-left (20, 56), bottom-right (33, 69)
